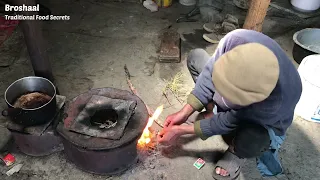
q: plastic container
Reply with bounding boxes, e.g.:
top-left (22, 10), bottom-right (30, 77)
top-left (294, 55), bottom-right (320, 123)
top-left (143, 0), bottom-right (158, 12)
top-left (154, 0), bottom-right (172, 7)
top-left (291, 0), bottom-right (320, 12)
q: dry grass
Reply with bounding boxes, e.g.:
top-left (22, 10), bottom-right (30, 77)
top-left (162, 72), bottom-right (189, 103)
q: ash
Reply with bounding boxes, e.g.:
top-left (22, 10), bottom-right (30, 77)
top-left (107, 146), bottom-right (169, 180)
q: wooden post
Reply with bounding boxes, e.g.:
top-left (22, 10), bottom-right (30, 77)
top-left (243, 0), bottom-right (271, 32)
top-left (13, 0), bottom-right (54, 83)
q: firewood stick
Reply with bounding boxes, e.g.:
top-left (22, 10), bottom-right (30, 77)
top-left (124, 65), bottom-right (164, 128)
top-left (168, 88), bottom-right (183, 105)
top-left (126, 75), bottom-right (154, 116)
top-left (162, 92), bottom-right (172, 105)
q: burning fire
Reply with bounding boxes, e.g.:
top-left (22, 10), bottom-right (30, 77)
top-left (138, 105), bottom-right (164, 146)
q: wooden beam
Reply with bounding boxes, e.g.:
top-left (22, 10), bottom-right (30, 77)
top-left (13, 0), bottom-right (54, 83)
top-left (243, 0), bottom-right (271, 32)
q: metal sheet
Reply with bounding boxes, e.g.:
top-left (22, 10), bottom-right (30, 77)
top-left (67, 95), bottom-right (136, 139)
top-left (57, 88), bottom-right (148, 150)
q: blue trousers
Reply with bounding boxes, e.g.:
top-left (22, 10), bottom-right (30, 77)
top-left (256, 128), bottom-right (285, 176)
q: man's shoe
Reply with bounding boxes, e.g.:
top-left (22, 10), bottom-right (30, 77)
top-left (233, 0), bottom-right (250, 10)
top-left (203, 23), bottom-right (222, 33)
top-left (203, 33), bottom-right (221, 44)
top-left (222, 21), bottom-right (237, 33)
top-left (224, 14), bottom-right (239, 26)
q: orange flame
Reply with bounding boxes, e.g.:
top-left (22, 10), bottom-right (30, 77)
top-left (138, 105), bottom-right (163, 146)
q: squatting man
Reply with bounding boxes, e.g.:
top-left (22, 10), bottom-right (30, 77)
top-left (157, 29), bottom-right (302, 179)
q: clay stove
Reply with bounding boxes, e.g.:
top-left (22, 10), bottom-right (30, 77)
top-left (57, 88), bottom-right (148, 175)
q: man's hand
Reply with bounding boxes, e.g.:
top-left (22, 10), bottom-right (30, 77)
top-left (157, 126), bottom-right (182, 146)
top-left (157, 125), bottom-right (195, 146)
top-left (164, 104), bottom-right (195, 128)
top-left (164, 111), bottom-right (187, 128)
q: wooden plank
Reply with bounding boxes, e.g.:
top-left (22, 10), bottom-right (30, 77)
top-left (243, 0), bottom-right (271, 32)
top-left (159, 29), bottom-right (181, 63)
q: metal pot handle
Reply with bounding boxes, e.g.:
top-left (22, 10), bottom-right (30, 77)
top-left (2, 108), bottom-right (23, 117)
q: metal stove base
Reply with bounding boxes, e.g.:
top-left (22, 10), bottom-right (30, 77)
top-left (61, 136), bottom-right (139, 175)
top-left (68, 155), bottom-right (138, 176)
top-left (11, 128), bottom-right (63, 157)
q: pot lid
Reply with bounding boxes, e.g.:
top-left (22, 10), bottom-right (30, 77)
top-left (298, 54), bottom-right (320, 87)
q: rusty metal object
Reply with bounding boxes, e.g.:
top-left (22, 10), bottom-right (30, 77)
top-left (59, 88), bottom-right (148, 150)
top-left (10, 127), bottom-right (63, 157)
top-left (67, 95), bottom-right (137, 139)
top-left (57, 88), bottom-right (148, 175)
top-left (159, 29), bottom-right (181, 63)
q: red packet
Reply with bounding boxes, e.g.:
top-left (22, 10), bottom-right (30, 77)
top-left (1, 154), bottom-right (15, 166)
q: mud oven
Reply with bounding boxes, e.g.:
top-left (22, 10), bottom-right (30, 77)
top-left (5, 87), bottom-right (149, 175)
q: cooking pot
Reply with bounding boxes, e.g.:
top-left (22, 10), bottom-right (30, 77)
top-left (2, 76), bottom-right (57, 126)
top-left (293, 28), bottom-right (320, 64)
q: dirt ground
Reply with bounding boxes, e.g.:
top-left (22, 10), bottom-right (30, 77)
top-left (0, 0), bottom-right (319, 179)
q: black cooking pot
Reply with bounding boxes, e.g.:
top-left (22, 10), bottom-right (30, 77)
top-left (292, 43), bottom-right (316, 64)
top-left (2, 76), bottom-right (57, 126)
top-left (293, 28), bottom-right (320, 64)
